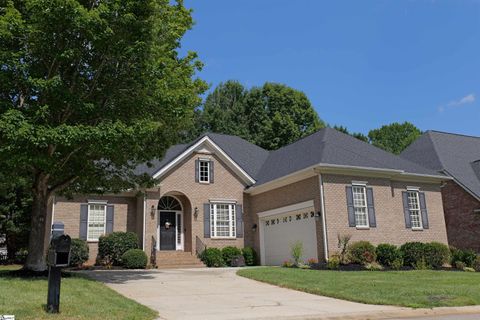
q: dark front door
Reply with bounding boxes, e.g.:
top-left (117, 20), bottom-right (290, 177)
top-left (160, 211), bottom-right (176, 250)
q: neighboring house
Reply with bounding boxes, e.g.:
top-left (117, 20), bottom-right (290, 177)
top-left (50, 128), bottom-right (450, 266)
top-left (401, 131), bottom-right (480, 253)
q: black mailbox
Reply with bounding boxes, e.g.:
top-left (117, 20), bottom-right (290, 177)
top-left (48, 235), bottom-right (71, 267)
top-left (51, 221), bottom-right (65, 239)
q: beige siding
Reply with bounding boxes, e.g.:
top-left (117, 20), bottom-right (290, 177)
top-left (322, 174), bottom-right (448, 257)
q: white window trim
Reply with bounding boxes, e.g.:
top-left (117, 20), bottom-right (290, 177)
top-left (353, 185), bottom-right (369, 228)
top-left (407, 190), bottom-right (423, 230)
top-left (210, 203), bottom-right (236, 239)
top-left (199, 159), bottom-right (210, 184)
top-left (87, 203), bottom-right (107, 242)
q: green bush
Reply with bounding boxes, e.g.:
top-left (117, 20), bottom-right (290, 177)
top-left (242, 247), bottom-right (257, 266)
top-left (376, 244), bottom-right (401, 267)
top-left (291, 241), bottom-right (304, 266)
top-left (121, 249), bottom-right (147, 269)
top-left (424, 242), bottom-right (450, 269)
top-left (455, 261), bottom-right (466, 270)
top-left (348, 241), bottom-right (376, 264)
top-left (451, 247), bottom-right (477, 268)
top-left (391, 258), bottom-right (404, 270)
top-left (399, 242), bottom-right (426, 267)
top-left (474, 256), bottom-right (480, 272)
top-left (221, 246), bottom-right (242, 266)
top-left (98, 232), bottom-right (139, 266)
top-left (200, 248), bottom-right (226, 267)
top-left (327, 255), bottom-right (340, 270)
top-left (69, 238), bottom-right (89, 267)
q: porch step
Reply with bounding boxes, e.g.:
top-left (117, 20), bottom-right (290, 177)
top-left (155, 251), bottom-right (205, 269)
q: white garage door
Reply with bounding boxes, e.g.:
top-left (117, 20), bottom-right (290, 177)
top-left (260, 202), bottom-right (318, 266)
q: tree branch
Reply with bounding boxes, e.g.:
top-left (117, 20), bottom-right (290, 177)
top-left (48, 175), bottom-right (79, 196)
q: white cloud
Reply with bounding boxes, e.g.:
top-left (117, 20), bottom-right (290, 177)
top-left (438, 93), bottom-right (475, 113)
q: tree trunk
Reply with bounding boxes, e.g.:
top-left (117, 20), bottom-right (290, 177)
top-left (24, 179), bottom-right (51, 271)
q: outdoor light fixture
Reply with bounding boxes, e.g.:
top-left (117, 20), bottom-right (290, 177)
top-left (194, 207), bottom-right (199, 220)
top-left (314, 211), bottom-right (321, 221)
top-left (150, 205), bottom-right (156, 217)
top-left (252, 224), bottom-right (257, 232)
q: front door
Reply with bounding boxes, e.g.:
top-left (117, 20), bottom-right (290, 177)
top-left (160, 211), bottom-right (176, 250)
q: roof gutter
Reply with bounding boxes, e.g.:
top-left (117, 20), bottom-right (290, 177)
top-left (246, 163), bottom-right (450, 195)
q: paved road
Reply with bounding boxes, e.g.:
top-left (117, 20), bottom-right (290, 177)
top-left (84, 267), bottom-right (401, 320)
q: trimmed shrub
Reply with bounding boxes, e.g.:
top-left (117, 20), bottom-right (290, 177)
top-left (391, 258), bottom-right (404, 270)
top-left (69, 238), bottom-right (89, 267)
top-left (399, 242), bottom-right (426, 267)
top-left (424, 242), bottom-right (450, 269)
top-left (121, 249), bottom-right (147, 269)
top-left (200, 248), bottom-right (226, 267)
top-left (242, 247), bottom-right (257, 266)
top-left (376, 244), bottom-right (401, 267)
top-left (450, 247), bottom-right (477, 268)
top-left (348, 241), bottom-right (376, 264)
top-left (221, 246), bottom-right (242, 266)
top-left (327, 255), bottom-right (340, 270)
top-left (98, 232), bottom-right (139, 266)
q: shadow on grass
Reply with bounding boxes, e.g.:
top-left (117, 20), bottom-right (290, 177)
top-left (76, 269), bottom-right (160, 284)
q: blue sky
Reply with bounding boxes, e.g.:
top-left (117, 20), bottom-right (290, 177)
top-left (181, 1), bottom-right (480, 136)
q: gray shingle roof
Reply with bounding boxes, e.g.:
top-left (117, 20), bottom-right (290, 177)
top-left (254, 128), bottom-right (441, 185)
top-left (136, 128), bottom-right (443, 186)
top-left (401, 130), bottom-right (480, 200)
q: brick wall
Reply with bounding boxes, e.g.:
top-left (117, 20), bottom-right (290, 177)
top-left (442, 181), bottom-right (480, 252)
top-left (53, 195), bottom-right (138, 264)
top-left (322, 174), bottom-right (448, 257)
top-left (246, 176), bottom-right (324, 261)
top-left (144, 151), bottom-right (247, 262)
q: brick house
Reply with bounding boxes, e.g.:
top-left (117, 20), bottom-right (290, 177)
top-left (401, 131), bottom-right (480, 253)
top-left (51, 128), bottom-right (450, 266)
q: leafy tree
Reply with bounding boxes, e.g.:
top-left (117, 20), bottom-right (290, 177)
top-left (197, 81), bottom-right (325, 150)
top-left (0, 0), bottom-right (206, 270)
top-left (368, 122), bottom-right (422, 154)
top-left (332, 125), bottom-right (369, 143)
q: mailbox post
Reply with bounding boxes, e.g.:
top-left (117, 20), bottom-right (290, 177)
top-left (47, 226), bottom-right (71, 314)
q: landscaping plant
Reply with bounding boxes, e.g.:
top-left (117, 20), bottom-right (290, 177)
top-left (451, 247), bottom-right (477, 268)
top-left (348, 241), bottom-right (376, 265)
top-left (424, 242), bottom-right (450, 269)
top-left (337, 234), bottom-right (352, 264)
top-left (98, 232), bottom-right (138, 266)
top-left (121, 249), bottom-right (148, 269)
top-left (221, 246), bottom-right (242, 266)
top-left (69, 239), bottom-right (89, 268)
top-left (376, 243), bottom-right (401, 267)
top-left (399, 242), bottom-right (426, 267)
top-left (291, 241), bottom-right (304, 266)
top-left (327, 255), bottom-right (340, 270)
top-left (242, 247), bottom-right (257, 266)
top-left (200, 248), bottom-right (226, 267)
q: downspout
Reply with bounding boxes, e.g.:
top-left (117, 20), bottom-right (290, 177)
top-left (142, 193), bottom-right (146, 251)
top-left (318, 173), bottom-right (329, 261)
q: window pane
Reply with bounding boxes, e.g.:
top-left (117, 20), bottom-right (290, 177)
top-left (199, 160), bottom-right (210, 182)
top-left (352, 186), bottom-right (368, 227)
top-left (210, 203), bottom-right (235, 237)
top-left (408, 191), bottom-right (422, 228)
top-left (88, 204), bottom-right (106, 240)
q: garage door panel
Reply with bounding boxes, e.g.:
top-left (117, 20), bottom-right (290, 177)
top-left (262, 207), bottom-right (318, 266)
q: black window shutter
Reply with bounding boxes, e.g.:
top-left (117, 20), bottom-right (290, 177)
top-left (79, 204), bottom-right (88, 240)
top-left (209, 160), bottom-right (214, 183)
top-left (366, 187), bottom-right (376, 227)
top-left (195, 159), bottom-right (199, 182)
top-left (236, 204), bottom-right (243, 238)
top-left (106, 204), bottom-right (114, 234)
top-left (419, 192), bottom-right (429, 229)
top-left (204, 203), bottom-right (210, 238)
top-left (346, 186), bottom-right (355, 227)
top-left (402, 191), bottom-right (412, 228)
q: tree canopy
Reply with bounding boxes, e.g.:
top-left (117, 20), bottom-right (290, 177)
top-left (0, 0), bottom-right (206, 270)
top-left (194, 81), bottom-right (326, 150)
top-left (368, 122), bottom-right (422, 155)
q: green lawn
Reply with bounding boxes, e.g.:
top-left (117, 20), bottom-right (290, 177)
top-left (0, 265), bottom-right (158, 320)
top-left (237, 267), bottom-right (480, 308)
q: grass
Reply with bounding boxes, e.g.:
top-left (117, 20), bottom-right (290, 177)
top-left (237, 267), bottom-right (480, 308)
top-left (0, 265), bottom-right (158, 320)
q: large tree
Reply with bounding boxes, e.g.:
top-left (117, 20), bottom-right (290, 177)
top-left (368, 122), bottom-right (422, 155)
top-left (196, 81), bottom-right (325, 150)
top-left (0, 0), bottom-right (206, 270)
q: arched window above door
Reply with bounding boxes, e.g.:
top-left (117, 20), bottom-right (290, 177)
top-left (158, 196), bottom-right (182, 211)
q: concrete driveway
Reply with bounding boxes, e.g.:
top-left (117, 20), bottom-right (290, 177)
top-left (83, 267), bottom-right (403, 320)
